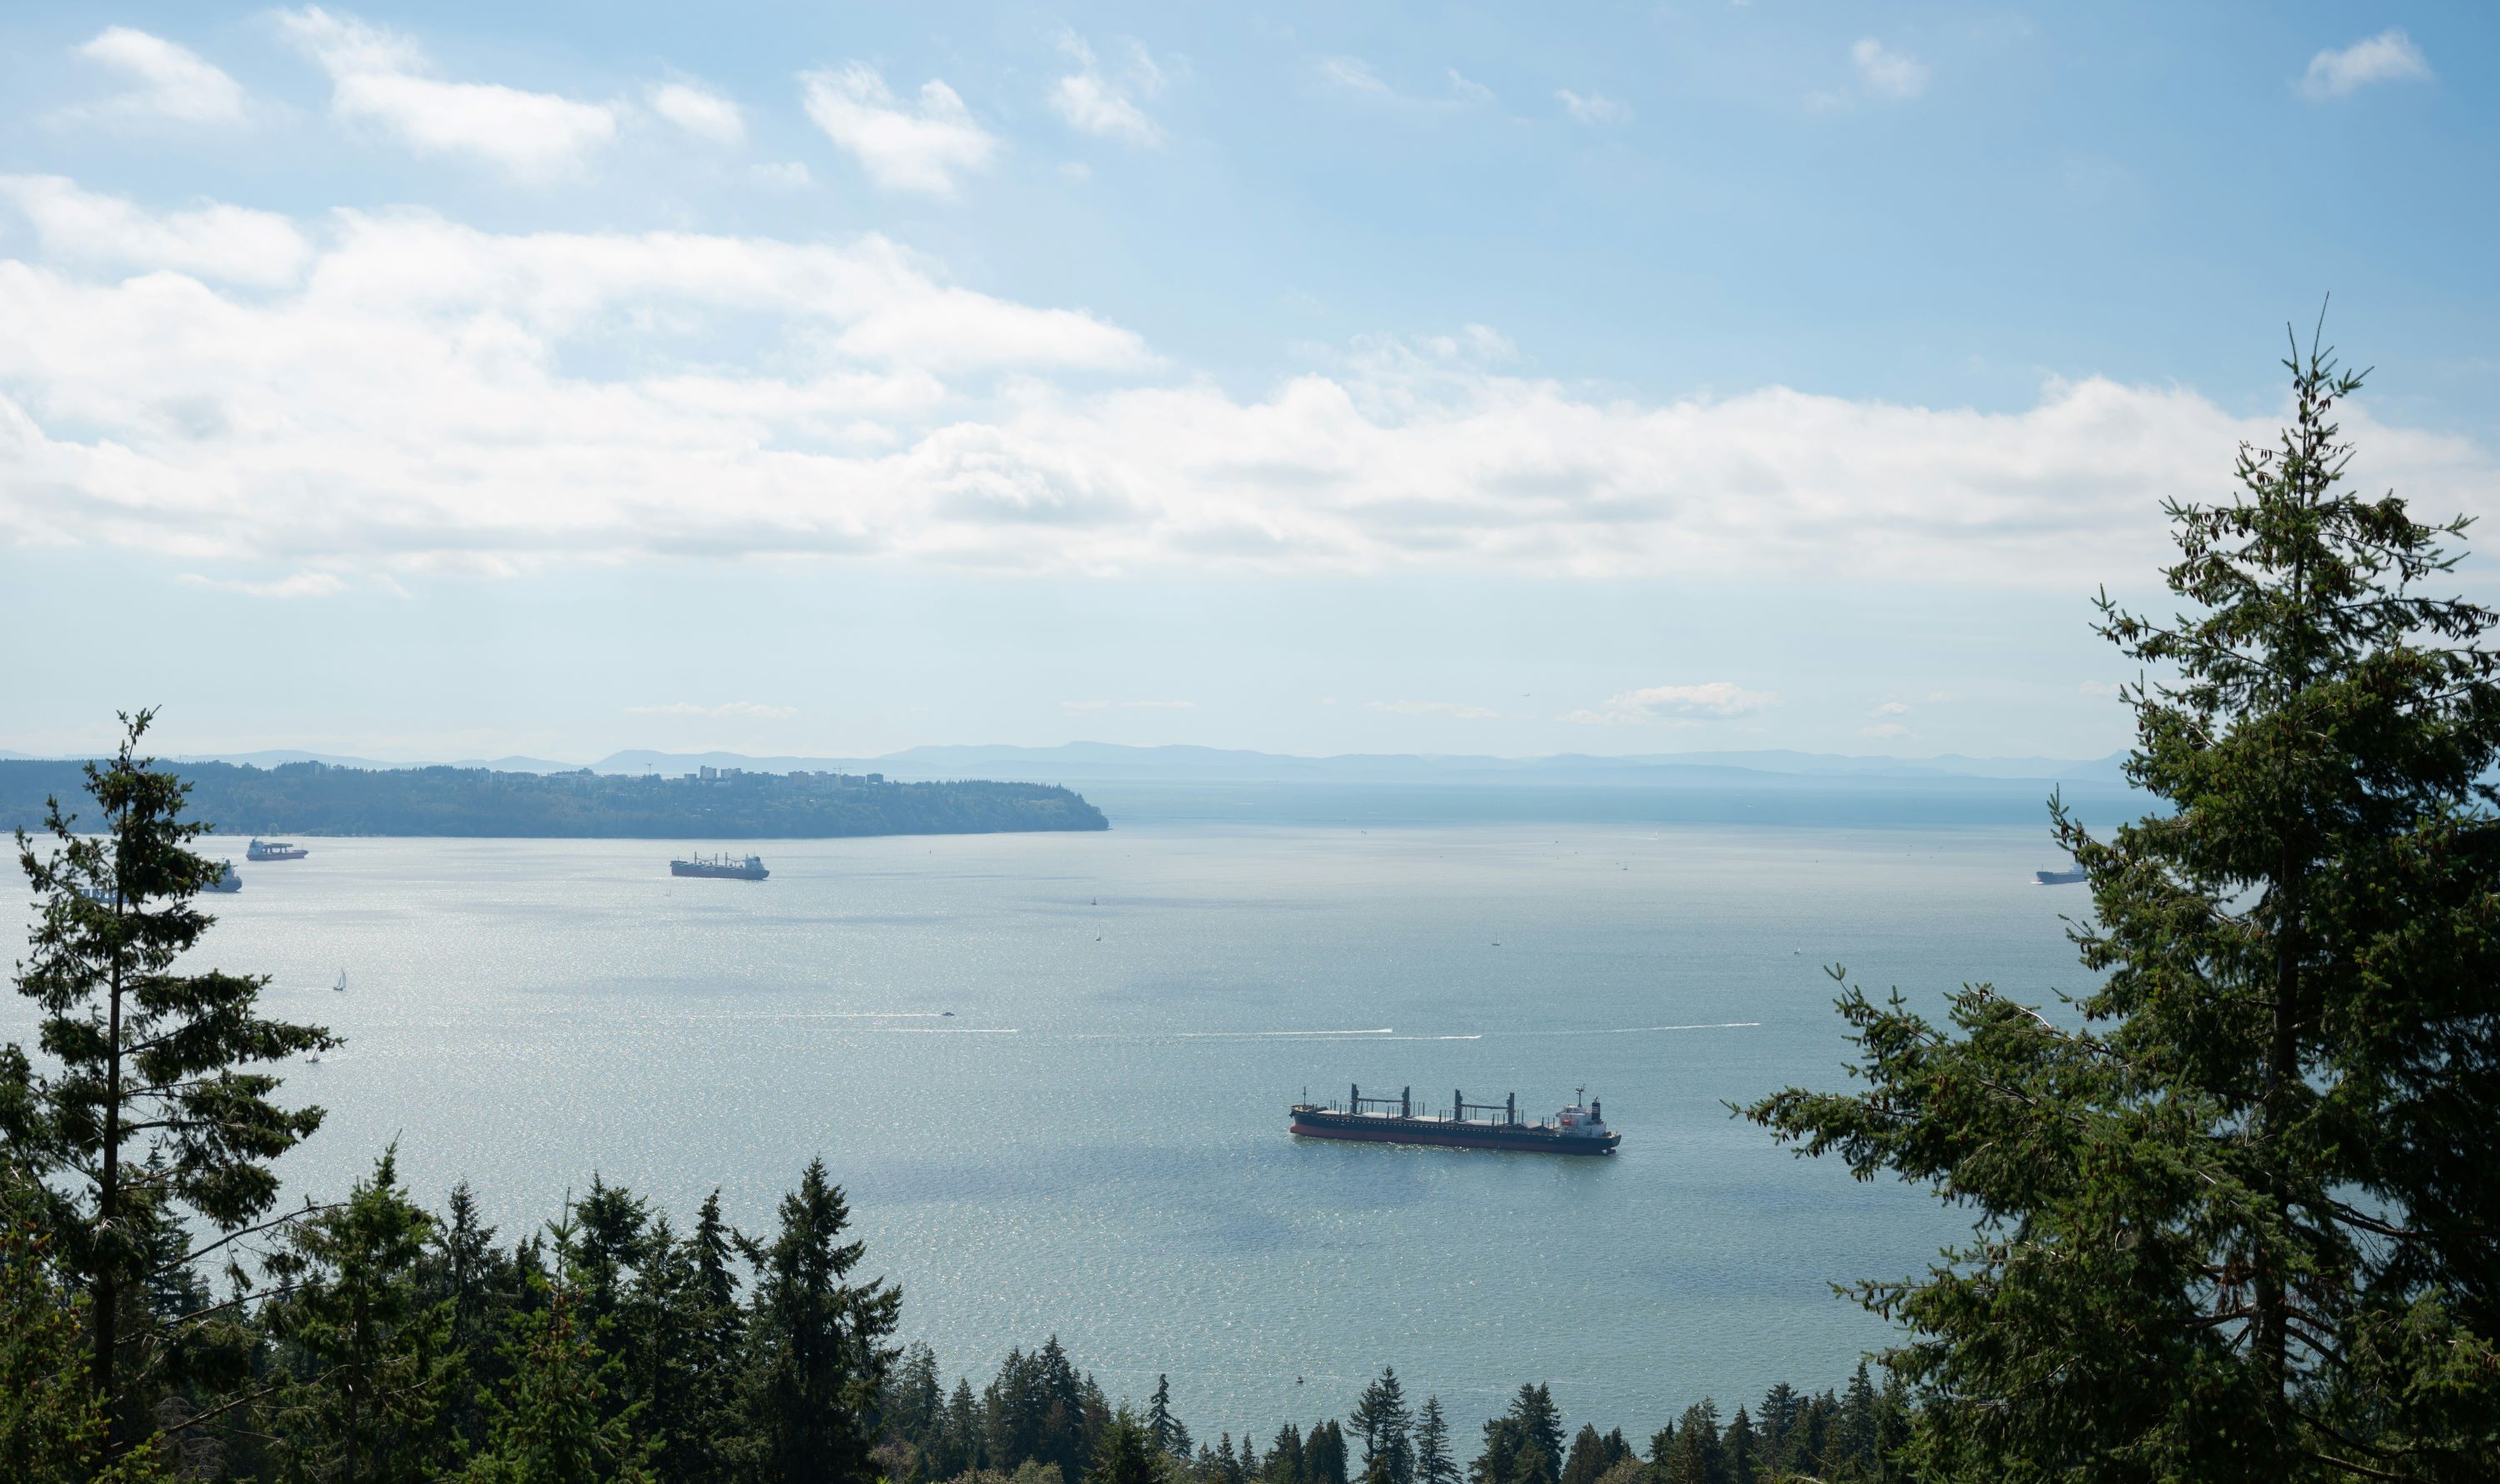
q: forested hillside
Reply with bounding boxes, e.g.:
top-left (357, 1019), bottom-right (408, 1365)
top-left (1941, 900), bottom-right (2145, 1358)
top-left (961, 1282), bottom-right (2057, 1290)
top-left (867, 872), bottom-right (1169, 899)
top-left (0, 759), bottom-right (1109, 838)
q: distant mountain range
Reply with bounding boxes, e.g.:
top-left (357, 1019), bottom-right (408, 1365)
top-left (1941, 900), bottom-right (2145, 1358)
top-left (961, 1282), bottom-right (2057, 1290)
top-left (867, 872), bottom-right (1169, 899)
top-left (3, 742), bottom-right (2133, 787)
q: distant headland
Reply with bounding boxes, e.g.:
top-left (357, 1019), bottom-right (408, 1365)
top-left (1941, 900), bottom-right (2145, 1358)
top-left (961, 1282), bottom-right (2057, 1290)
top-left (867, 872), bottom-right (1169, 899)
top-left (0, 758), bottom-right (1110, 839)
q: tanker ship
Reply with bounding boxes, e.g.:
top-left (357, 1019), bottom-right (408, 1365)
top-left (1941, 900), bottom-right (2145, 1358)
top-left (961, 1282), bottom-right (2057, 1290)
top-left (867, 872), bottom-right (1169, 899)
top-left (1289, 1085), bottom-right (1619, 1155)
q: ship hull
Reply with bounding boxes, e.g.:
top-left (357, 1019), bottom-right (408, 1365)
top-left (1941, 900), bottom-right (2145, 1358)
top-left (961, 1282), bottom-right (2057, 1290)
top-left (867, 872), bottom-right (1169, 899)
top-left (670, 862), bottom-right (768, 881)
top-left (1289, 1109), bottom-right (1618, 1156)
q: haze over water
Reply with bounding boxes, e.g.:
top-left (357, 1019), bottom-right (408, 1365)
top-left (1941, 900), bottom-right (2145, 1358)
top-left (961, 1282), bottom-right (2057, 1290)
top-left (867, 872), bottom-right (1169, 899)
top-left (2, 820), bottom-right (2097, 1437)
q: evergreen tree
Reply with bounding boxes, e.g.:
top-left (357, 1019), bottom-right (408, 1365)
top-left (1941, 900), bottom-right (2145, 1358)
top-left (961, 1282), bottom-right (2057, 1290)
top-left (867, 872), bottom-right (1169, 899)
top-left (1748, 328), bottom-right (2500, 1479)
top-left (741, 1159), bottom-right (901, 1484)
top-left (1659, 1403), bottom-right (1722, 1484)
top-left (1148, 1374), bottom-right (1190, 1462)
top-left (1557, 1426), bottom-right (1607, 1484)
top-left (1412, 1397), bottom-right (1456, 1484)
top-left (1304, 1420), bottom-right (1348, 1484)
top-left (1351, 1367), bottom-right (1414, 1484)
top-left (462, 1273), bottom-right (650, 1484)
top-left (264, 1149), bottom-right (455, 1483)
top-left (933, 1378), bottom-right (983, 1479)
top-left (1262, 1422), bottom-right (1304, 1484)
top-left (2, 712), bottom-right (337, 1458)
top-left (1752, 1386), bottom-right (1797, 1476)
top-left (0, 1182), bottom-right (169, 1484)
top-left (1084, 1415), bottom-right (1160, 1484)
top-left (1718, 1411), bottom-right (1754, 1484)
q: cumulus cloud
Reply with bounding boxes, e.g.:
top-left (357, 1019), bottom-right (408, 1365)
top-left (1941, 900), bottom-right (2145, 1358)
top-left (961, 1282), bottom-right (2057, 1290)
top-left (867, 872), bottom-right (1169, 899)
top-left (277, 7), bottom-right (618, 177)
top-left (1062, 699), bottom-right (1193, 711)
top-left (71, 27), bottom-right (248, 125)
top-left (2298, 31), bottom-right (2431, 100)
top-left (626, 702), bottom-right (798, 718)
top-left (2, 182), bottom-right (2494, 588)
top-left (1851, 39), bottom-right (1928, 101)
top-left (651, 82), bottom-right (744, 144)
top-left (1557, 89), bottom-right (1631, 125)
top-left (1051, 33), bottom-right (1166, 147)
top-left (0, 175), bottom-right (310, 287)
top-left (1371, 700), bottom-right (1500, 719)
top-left (802, 63), bottom-right (997, 195)
top-left (1563, 682), bottom-right (1779, 726)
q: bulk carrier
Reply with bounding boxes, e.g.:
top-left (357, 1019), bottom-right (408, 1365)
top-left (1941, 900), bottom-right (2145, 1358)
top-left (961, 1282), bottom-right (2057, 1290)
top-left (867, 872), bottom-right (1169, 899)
top-left (248, 838), bottom-right (308, 862)
top-left (670, 852), bottom-right (769, 882)
top-left (1289, 1085), bottom-right (1619, 1156)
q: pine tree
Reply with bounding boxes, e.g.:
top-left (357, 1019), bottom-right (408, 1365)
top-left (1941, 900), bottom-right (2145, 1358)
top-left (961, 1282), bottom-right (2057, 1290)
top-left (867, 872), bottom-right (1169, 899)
top-left (462, 1272), bottom-right (651, 1484)
top-left (0, 1179), bottom-right (169, 1484)
top-left (1660, 1403), bottom-right (1722, 1484)
top-left (1262, 1422), bottom-right (1304, 1484)
top-left (1148, 1374), bottom-right (1189, 1462)
top-left (1718, 1410), bottom-right (1754, 1484)
top-left (1351, 1367), bottom-right (1413, 1484)
top-left (1412, 1397), bottom-right (1456, 1484)
top-left (1748, 327), bottom-right (2500, 1479)
top-left (2, 712), bottom-right (336, 1458)
top-left (264, 1149), bottom-right (456, 1483)
top-left (1304, 1420), bottom-right (1348, 1484)
top-left (741, 1159), bottom-right (901, 1484)
top-left (1557, 1426), bottom-right (1606, 1484)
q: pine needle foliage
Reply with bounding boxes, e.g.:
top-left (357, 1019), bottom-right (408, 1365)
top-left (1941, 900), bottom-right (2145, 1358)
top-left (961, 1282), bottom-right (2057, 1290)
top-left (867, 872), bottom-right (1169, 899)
top-left (1747, 322), bottom-right (2500, 1481)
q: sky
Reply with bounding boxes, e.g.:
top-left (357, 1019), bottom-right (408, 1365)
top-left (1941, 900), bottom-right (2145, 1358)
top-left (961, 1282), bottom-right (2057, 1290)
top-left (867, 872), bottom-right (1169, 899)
top-left (2, 2), bottom-right (2496, 763)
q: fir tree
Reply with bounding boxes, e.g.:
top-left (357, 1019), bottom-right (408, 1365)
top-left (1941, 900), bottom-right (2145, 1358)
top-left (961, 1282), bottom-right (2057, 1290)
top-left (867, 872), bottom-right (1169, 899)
top-left (1718, 1410), bottom-right (1754, 1484)
top-left (1304, 1420), bottom-right (1348, 1484)
top-left (2, 711), bottom-right (337, 1458)
top-left (1084, 1416), bottom-right (1160, 1484)
top-left (741, 1159), bottom-right (900, 1484)
top-left (462, 1272), bottom-right (651, 1484)
top-left (1148, 1374), bottom-right (1190, 1462)
top-left (1659, 1403), bottom-right (1722, 1484)
top-left (1748, 327), bottom-right (2500, 1479)
top-left (1412, 1397), bottom-right (1456, 1484)
top-left (1351, 1367), bottom-right (1413, 1484)
top-left (264, 1149), bottom-right (455, 1484)
top-left (1262, 1422), bottom-right (1304, 1484)
top-left (0, 1181), bottom-right (169, 1483)
top-left (1557, 1426), bottom-right (1607, 1484)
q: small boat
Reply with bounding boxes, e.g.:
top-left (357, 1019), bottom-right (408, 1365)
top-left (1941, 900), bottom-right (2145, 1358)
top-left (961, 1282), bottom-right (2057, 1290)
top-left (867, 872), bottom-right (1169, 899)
top-left (2035, 868), bottom-right (2088, 886)
top-left (332, 970), bottom-right (348, 993)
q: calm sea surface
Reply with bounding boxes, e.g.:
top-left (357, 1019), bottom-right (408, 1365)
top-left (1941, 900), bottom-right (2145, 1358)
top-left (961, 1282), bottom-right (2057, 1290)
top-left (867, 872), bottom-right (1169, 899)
top-left (2, 822), bottom-right (2099, 1440)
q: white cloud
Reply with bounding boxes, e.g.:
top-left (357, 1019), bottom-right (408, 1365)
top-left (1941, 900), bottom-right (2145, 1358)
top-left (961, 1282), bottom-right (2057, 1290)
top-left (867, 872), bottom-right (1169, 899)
top-left (1371, 700), bottom-right (1501, 719)
top-left (1050, 34), bottom-right (1166, 147)
top-left (72, 27), bottom-right (247, 125)
top-left (802, 63), bottom-right (997, 196)
top-left (1557, 89), bottom-right (1631, 125)
top-left (1448, 71), bottom-right (1497, 107)
top-left (178, 570), bottom-right (348, 597)
top-left (0, 176), bottom-right (310, 287)
top-left (748, 161), bottom-right (812, 190)
top-left (651, 82), bottom-right (744, 145)
top-left (1851, 39), bottom-right (1928, 101)
top-left (1062, 699), bottom-right (1194, 711)
top-left (1318, 57), bottom-right (1488, 111)
top-left (2, 184), bottom-right (2494, 587)
top-left (1564, 682), bottom-right (1779, 726)
top-left (1870, 700), bottom-right (1911, 717)
top-left (2298, 30), bottom-right (2431, 101)
top-left (626, 702), bottom-right (798, 718)
top-left (2078, 681), bottom-right (2123, 697)
top-left (276, 7), bottom-right (618, 177)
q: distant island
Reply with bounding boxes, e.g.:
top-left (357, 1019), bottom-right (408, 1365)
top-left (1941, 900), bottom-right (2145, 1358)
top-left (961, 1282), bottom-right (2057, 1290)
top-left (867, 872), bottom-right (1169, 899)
top-left (0, 759), bottom-right (1110, 839)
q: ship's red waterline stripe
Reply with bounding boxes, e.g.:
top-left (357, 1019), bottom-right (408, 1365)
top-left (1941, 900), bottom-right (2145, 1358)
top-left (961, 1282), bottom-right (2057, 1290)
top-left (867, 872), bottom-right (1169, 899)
top-left (1288, 1118), bottom-right (1618, 1156)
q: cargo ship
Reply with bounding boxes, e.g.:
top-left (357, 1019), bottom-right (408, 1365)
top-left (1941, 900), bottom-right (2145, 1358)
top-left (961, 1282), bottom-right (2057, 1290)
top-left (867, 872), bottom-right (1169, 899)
top-left (203, 861), bottom-right (242, 893)
top-left (2035, 867), bottom-right (2086, 885)
top-left (670, 852), bottom-right (769, 882)
top-left (1289, 1085), bottom-right (1619, 1156)
top-left (248, 838), bottom-right (308, 862)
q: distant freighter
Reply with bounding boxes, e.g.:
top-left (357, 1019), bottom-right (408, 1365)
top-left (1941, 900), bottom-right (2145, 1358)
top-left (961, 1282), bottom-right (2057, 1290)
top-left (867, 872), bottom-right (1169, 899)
top-left (1290, 1085), bottom-right (1619, 1156)
top-left (203, 861), bottom-right (242, 893)
top-left (2035, 867), bottom-right (2087, 885)
top-left (671, 852), bottom-right (769, 882)
top-left (248, 838), bottom-right (308, 862)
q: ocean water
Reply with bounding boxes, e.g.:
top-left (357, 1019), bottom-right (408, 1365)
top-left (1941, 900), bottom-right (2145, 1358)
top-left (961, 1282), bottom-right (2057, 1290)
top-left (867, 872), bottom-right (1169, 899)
top-left (0, 822), bottom-right (2098, 1441)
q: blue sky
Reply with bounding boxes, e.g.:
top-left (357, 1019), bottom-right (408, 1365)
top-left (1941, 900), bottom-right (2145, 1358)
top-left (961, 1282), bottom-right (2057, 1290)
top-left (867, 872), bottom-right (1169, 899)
top-left (2, 3), bottom-right (2494, 762)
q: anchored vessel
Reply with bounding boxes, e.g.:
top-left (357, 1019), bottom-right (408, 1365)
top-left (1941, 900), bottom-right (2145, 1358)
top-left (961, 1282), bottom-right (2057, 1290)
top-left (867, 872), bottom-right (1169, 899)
top-left (2034, 867), bottom-right (2086, 885)
top-left (670, 852), bottom-right (769, 882)
top-left (248, 838), bottom-right (308, 862)
top-left (203, 861), bottom-right (242, 893)
top-left (1289, 1085), bottom-right (1619, 1155)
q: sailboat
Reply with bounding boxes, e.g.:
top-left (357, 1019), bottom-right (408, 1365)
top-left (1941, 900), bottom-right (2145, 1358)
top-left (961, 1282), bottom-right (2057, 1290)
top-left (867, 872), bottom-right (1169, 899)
top-left (332, 969), bottom-right (348, 993)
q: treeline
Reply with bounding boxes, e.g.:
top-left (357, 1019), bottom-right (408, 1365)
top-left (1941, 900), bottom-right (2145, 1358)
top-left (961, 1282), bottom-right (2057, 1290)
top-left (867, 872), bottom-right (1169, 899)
top-left (0, 759), bottom-right (1109, 839)
top-left (1, 1157), bottom-right (1901, 1484)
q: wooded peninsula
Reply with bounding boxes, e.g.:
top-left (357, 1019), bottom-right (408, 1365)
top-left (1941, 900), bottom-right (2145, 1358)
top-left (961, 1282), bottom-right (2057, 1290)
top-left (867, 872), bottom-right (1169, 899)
top-left (0, 760), bottom-right (1109, 840)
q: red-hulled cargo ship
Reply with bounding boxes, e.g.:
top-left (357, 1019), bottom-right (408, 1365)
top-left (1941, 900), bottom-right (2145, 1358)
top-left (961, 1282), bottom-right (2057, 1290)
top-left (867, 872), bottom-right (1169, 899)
top-left (1289, 1084), bottom-right (1619, 1156)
